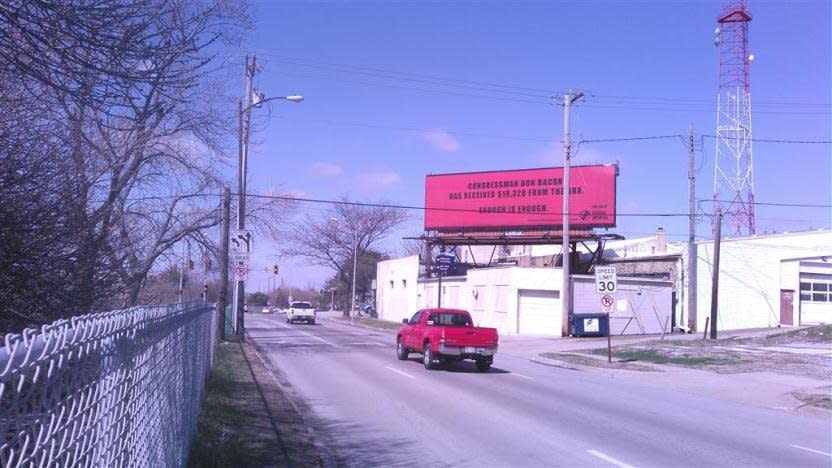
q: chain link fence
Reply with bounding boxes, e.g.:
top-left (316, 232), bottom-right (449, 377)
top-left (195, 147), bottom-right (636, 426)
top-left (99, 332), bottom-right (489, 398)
top-left (1, 302), bottom-right (217, 467)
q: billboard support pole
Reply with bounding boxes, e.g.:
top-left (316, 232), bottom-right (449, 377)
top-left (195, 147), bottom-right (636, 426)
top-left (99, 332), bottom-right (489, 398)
top-left (437, 271), bottom-right (443, 308)
top-left (562, 90), bottom-right (583, 337)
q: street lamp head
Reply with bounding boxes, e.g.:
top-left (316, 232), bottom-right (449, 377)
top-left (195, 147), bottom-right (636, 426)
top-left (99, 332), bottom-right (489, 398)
top-left (285, 95), bottom-right (304, 103)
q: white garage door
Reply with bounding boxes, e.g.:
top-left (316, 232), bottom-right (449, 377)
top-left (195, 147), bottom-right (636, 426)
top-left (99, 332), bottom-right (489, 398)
top-left (517, 289), bottom-right (561, 336)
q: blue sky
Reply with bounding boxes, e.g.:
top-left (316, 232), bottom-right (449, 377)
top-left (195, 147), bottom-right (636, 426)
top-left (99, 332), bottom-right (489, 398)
top-left (224, 0), bottom-right (831, 291)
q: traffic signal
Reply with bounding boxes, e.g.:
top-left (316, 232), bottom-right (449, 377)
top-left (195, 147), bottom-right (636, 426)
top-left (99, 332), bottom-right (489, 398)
top-left (187, 259), bottom-right (194, 270)
top-left (273, 265), bottom-right (279, 275)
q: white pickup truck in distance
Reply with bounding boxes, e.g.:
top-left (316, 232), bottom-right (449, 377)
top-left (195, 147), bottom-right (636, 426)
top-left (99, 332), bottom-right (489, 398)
top-left (287, 301), bottom-right (316, 324)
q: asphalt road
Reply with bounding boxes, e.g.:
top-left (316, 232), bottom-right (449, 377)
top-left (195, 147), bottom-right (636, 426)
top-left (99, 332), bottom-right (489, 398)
top-left (246, 313), bottom-right (832, 468)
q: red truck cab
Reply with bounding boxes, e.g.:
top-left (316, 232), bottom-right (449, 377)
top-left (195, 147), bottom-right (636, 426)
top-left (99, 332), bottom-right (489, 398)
top-left (396, 308), bottom-right (498, 372)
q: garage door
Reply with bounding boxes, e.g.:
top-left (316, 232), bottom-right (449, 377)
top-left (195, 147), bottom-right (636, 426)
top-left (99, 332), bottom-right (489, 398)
top-left (517, 289), bottom-right (561, 336)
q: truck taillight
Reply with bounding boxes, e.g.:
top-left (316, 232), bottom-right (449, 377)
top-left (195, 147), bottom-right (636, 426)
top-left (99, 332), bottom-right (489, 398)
top-left (440, 327), bottom-right (446, 344)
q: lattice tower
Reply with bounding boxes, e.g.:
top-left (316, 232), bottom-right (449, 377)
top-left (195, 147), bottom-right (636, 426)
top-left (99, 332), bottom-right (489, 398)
top-left (713, 0), bottom-right (755, 237)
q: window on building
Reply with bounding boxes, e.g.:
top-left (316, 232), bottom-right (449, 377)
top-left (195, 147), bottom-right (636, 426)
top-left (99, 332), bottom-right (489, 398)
top-left (799, 276), bottom-right (832, 303)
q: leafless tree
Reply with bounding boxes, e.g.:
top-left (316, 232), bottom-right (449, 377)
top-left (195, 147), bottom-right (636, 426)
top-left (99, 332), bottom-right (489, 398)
top-left (0, 0), bottom-right (261, 332)
top-left (282, 198), bottom-right (409, 316)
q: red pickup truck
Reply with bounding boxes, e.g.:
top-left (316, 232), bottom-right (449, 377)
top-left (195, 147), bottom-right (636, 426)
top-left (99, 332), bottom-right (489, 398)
top-left (396, 308), bottom-right (498, 372)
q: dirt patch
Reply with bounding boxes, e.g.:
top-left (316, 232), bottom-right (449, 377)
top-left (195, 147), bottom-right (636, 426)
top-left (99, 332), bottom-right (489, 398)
top-left (791, 391), bottom-right (832, 410)
top-left (763, 324), bottom-right (832, 345)
top-left (188, 340), bottom-right (322, 467)
top-left (555, 324), bottom-right (832, 378)
top-left (539, 352), bottom-right (661, 372)
top-left (593, 348), bottom-right (747, 367)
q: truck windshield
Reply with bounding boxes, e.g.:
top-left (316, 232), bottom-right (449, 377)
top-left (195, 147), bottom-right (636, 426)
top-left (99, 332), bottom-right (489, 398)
top-left (428, 313), bottom-right (472, 326)
top-left (291, 303), bottom-right (313, 309)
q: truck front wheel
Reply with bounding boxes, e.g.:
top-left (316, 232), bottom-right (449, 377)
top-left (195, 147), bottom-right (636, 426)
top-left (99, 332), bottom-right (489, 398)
top-left (396, 339), bottom-right (408, 360)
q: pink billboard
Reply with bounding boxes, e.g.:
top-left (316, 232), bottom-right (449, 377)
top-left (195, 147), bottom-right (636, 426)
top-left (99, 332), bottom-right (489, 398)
top-left (424, 165), bottom-right (617, 231)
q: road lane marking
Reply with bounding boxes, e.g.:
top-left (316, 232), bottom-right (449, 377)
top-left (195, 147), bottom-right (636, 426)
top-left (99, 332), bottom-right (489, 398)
top-left (791, 444), bottom-right (832, 457)
top-left (587, 450), bottom-right (634, 468)
top-left (271, 320), bottom-right (336, 346)
top-left (511, 373), bottom-right (533, 380)
top-left (384, 366), bottom-right (416, 379)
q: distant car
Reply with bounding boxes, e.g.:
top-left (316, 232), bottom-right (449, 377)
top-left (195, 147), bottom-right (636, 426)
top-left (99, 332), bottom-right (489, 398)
top-left (262, 306), bottom-right (273, 314)
top-left (287, 301), bottom-right (316, 324)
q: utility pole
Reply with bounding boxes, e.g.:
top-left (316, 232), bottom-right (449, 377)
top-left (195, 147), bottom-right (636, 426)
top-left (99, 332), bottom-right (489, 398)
top-left (350, 227), bottom-right (358, 320)
top-left (235, 54), bottom-right (256, 342)
top-left (330, 288), bottom-right (335, 311)
top-left (218, 187), bottom-right (230, 341)
top-left (710, 209), bottom-right (723, 339)
top-left (561, 90), bottom-right (583, 337)
top-left (687, 124), bottom-right (698, 333)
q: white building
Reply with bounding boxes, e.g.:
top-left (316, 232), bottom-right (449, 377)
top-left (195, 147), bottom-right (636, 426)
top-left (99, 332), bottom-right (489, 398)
top-left (690, 230), bottom-right (832, 330)
top-left (375, 229), bottom-right (832, 336)
top-left (376, 259), bottom-right (674, 337)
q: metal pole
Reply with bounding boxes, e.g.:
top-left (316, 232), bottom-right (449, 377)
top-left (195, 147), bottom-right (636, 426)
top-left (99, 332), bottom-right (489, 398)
top-left (331, 288), bottom-right (335, 311)
top-left (710, 209), bottom-right (723, 339)
top-left (561, 90), bottom-right (583, 336)
top-left (687, 123), bottom-right (698, 333)
top-left (351, 228), bottom-right (358, 320)
top-left (218, 187), bottom-right (230, 341)
top-left (236, 54), bottom-right (255, 342)
top-left (437, 271), bottom-right (443, 308)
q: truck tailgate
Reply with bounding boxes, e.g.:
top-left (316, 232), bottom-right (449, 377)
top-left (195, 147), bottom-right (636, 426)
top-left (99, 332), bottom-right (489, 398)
top-left (442, 327), bottom-right (498, 347)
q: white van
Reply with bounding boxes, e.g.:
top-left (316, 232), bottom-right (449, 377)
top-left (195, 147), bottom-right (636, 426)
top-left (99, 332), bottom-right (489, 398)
top-left (287, 301), bottom-right (316, 324)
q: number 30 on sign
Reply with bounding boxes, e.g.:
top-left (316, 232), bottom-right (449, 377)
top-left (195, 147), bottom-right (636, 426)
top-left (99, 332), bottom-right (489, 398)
top-left (595, 266), bottom-right (617, 294)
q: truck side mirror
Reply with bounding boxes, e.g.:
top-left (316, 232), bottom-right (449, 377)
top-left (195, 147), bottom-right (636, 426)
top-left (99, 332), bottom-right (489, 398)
top-left (402, 318), bottom-right (409, 324)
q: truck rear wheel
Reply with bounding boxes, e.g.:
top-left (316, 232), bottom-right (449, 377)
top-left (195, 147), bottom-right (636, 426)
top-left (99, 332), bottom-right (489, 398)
top-left (423, 345), bottom-right (435, 370)
top-left (476, 359), bottom-right (492, 372)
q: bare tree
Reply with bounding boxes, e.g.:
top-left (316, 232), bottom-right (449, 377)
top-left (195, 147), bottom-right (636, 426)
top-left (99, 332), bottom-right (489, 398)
top-left (0, 0), bottom-right (256, 332)
top-left (282, 198), bottom-right (409, 316)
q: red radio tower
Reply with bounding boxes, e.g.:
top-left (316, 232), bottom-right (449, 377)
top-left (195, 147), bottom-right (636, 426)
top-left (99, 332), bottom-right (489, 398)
top-left (712, 0), bottom-right (755, 237)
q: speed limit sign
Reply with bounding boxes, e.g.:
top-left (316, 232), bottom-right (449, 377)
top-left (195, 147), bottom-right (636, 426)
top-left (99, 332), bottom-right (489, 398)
top-left (595, 266), bottom-right (617, 294)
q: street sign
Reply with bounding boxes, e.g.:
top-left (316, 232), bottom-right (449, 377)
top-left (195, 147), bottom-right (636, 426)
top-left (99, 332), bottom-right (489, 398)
top-left (233, 253), bottom-right (250, 263)
top-left (234, 262), bottom-right (249, 282)
top-left (231, 230), bottom-right (253, 254)
top-left (435, 254), bottom-right (456, 274)
top-left (595, 266), bottom-right (617, 294)
top-left (601, 293), bottom-right (614, 313)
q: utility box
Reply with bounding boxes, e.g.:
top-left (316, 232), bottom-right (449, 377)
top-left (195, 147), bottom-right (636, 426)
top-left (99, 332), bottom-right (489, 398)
top-left (571, 313), bottom-right (609, 337)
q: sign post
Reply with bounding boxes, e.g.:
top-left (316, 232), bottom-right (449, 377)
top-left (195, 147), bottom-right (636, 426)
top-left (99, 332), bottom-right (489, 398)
top-left (595, 266), bottom-right (618, 363)
top-left (434, 254), bottom-right (456, 308)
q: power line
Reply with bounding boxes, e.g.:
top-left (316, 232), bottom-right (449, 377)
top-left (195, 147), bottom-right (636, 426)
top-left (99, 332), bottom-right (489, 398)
top-left (578, 135), bottom-right (682, 144)
top-left (243, 192), bottom-right (692, 218)
top-left (700, 134), bottom-right (832, 144)
top-left (703, 199), bottom-right (832, 209)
